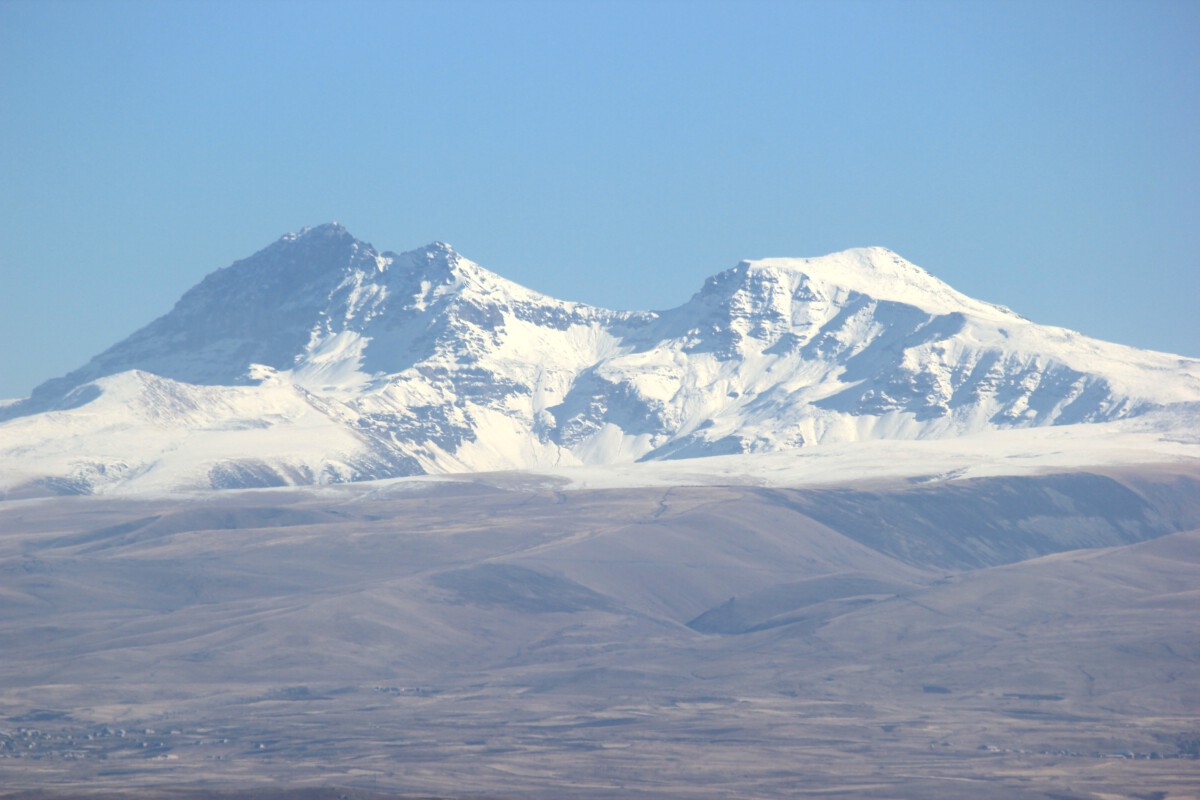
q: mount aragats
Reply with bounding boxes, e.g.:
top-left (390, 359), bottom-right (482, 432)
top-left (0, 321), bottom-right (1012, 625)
top-left (2, 226), bottom-right (1200, 800)
top-left (2, 222), bottom-right (1199, 495)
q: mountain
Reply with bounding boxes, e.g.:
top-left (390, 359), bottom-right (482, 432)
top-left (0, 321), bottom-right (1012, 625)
top-left (4, 226), bottom-right (1200, 795)
top-left (3, 223), bottom-right (1199, 495)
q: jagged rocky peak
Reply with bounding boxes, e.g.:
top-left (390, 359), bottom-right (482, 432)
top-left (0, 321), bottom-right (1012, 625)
top-left (382, 239), bottom-right (456, 277)
top-left (363, 237), bottom-right (573, 319)
top-left (178, 223), bottom-right (384, 316)
top-left (223, 226), bottom-right (478, 293)
top-left (384, 240), bottom-right (503, 297)
top-left (281, 221), bottom-right (350, 240)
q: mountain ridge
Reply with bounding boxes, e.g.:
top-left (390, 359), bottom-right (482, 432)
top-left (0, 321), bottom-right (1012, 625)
top-left (3, 224), bottom-right (1198, 495)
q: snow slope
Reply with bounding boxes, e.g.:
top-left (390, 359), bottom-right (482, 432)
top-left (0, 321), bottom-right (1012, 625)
top-left (2, 224), bottom-right (1198, 495)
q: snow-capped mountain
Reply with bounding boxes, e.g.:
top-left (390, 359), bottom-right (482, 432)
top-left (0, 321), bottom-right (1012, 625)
top-left (4, 223), bottom-right (1199, 495)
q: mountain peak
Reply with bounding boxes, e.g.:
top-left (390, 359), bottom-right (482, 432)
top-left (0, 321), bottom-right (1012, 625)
top-left (382, 240), bottom-right (568, 310)
top-left (737, 247), bottom-right (1013, 320)
top-left (401, 240), bottom-right (465, 273)
top-left (421, 239), bottom-right (456, 255)
top-left (281, 221), bottom-right (351, 242)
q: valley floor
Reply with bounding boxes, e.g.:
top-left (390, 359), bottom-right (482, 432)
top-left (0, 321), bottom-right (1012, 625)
top-left (1, 466), bottom-right (1198, 799)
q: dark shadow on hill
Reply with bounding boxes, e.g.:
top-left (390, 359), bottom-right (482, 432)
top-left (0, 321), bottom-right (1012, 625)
top-left (762, 471), bottom-right (1197, 569)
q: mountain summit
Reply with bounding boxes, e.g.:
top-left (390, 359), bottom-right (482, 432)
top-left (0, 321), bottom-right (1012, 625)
top-left (29, 225), bottom-right (495, 399)
top-left (4, 225), bottom-right (1199, 494)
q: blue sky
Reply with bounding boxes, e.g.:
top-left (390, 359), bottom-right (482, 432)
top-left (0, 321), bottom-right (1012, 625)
top-left (2, 0), bottom-right (1197, 399)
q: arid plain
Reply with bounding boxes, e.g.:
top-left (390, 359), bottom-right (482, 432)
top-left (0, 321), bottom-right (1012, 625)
top-left (2, 465), bottom-right (1198, 799)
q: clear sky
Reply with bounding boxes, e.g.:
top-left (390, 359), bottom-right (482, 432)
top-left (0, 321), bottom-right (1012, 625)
top-left (2, 0), bottom-right (1197, 399)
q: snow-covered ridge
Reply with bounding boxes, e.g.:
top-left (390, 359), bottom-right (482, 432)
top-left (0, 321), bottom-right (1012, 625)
top-left (2, 224), bottom-right (1198, 495)
top-left (740, 247), bottom-right (1018, 320)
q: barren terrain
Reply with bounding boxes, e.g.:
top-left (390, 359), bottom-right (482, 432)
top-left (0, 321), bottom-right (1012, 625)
top-left (1, 466), bottom-right (1198, 799)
